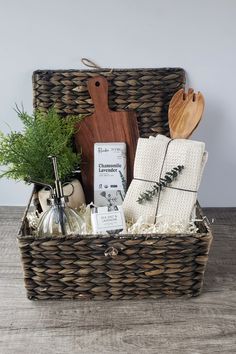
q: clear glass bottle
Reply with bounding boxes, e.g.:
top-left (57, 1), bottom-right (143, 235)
top-left (36, 156), bottom-right (83, 237)
top-left (37, 197), bottom-right (83, 237)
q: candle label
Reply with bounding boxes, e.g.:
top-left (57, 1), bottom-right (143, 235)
top-left (91, 205), bottom-right (127, 234)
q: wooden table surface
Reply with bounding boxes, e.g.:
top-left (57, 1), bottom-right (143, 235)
top-left (0, 206), bottom-right (235, 354)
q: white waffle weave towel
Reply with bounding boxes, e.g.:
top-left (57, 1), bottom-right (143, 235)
top-left (123, 134), bottom-right (208, 225)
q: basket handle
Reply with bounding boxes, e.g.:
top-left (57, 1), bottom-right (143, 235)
top-left (81, 58), bottom-right (113, 74)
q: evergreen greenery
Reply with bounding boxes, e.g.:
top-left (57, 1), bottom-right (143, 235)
top-left (137, 165), bottom-right (184, 204)
top-left (0, 107), bottom-right (83, 185)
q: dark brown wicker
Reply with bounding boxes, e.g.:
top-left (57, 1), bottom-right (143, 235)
top-left (32, 68), bottom-right (185, 137)
top-left (18, 202), bottom-right (212, 300)
top-left (17, 67), bottom-right (213, 300)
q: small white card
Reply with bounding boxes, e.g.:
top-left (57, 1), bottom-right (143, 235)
top-left (91, 206), bottom-right (127, 234)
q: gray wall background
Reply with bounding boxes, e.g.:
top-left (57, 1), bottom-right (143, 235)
top-left (0, 0), bottom-right (235, 207)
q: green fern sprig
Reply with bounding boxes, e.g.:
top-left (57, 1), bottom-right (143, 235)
top-left (137, 165), bottom-right (184, 204)
top-left (0, 107), bottom-right (84, 185)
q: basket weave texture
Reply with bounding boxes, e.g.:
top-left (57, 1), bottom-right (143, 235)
top-left (17, 67), bottom-right (213, 300)
top-left (18, 204), bottom-right (212, 300)
top-left (32, 68), bottom-right (185, 137)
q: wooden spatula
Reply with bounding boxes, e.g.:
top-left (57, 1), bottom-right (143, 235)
top-left (74, 76), bottom-right (139, 203)
top-left (168, 88), bottom-right (205, 139)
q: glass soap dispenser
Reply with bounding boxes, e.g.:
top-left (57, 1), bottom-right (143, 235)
top-left (36, 156), bottom-right (83, 237)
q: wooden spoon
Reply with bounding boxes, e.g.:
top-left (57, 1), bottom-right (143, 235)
top-left (168, 88), bottom-right (205, 139)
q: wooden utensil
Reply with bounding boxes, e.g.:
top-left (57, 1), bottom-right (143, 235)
top-left (168, 88), bottom-right (205, 139)
top-left (74, 76), bottom-right (139, 203)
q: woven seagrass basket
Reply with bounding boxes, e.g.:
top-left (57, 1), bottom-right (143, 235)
top-left (17, 67), bottom-right (213, 300)
top-left (32, 67), bottom-right (185, 137)
top-left (18, 203), bottom-right (212, 300)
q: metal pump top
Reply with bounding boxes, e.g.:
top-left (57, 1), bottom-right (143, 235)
top-left (49, 155), bottom-right (65, 204)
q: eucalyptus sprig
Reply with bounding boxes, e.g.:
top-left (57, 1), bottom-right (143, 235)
top-left (137, 165), bottom-right (184, 204)
top-left (119, 170), bottom-right (127, 192)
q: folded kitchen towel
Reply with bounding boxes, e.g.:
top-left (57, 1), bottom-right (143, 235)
top-left (123, 134), bottom-right (208, 226)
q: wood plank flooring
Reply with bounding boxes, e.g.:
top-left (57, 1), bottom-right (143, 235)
top-left (0, 206), bottom-right (235, 354)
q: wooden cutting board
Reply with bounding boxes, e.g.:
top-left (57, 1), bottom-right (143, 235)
top-left (75, 76), bottom-right (139, 203)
